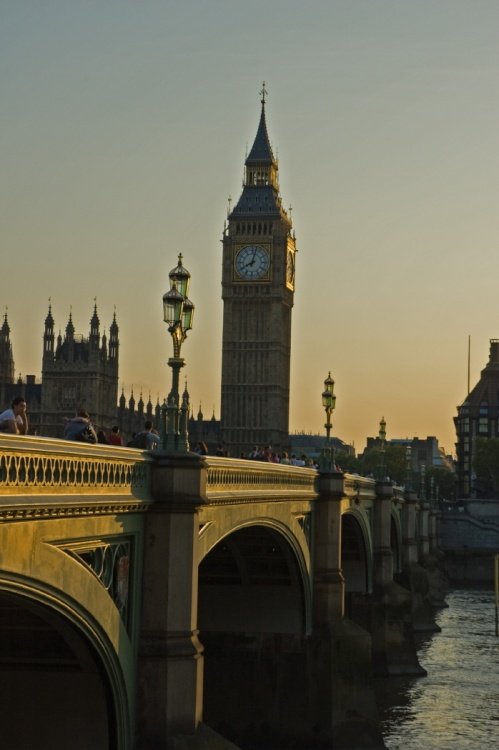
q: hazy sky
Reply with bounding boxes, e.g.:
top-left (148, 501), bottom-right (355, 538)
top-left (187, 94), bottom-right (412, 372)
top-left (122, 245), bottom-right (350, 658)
top-left (2, 1), bottom-right (498, 455)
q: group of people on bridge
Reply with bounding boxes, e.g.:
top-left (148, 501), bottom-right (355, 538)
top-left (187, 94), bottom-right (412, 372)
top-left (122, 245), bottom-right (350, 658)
top-left (192, 441), bottom-right (320, 467)
top-left (0, 396), bottom-right (160, 450)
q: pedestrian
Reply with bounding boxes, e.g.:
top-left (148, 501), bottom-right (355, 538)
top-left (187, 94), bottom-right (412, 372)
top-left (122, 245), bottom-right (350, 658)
top-left (97, 430), bottom-right (109, 444)
top-left (108, 426), bottom-right (123, 446)
top-left (63, 410), bottom-right (98, 443)
top-left (127, 420), bottom-right (160, 450)
top-left (0, 397), bottom-right (29, 435)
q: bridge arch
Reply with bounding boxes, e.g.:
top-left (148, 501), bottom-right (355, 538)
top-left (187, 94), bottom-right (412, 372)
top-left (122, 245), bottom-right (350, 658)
top-left (341, 509), bottom-right (373, 594)
top-left (341, 509), bottom-right (373, 623)
top-left (197, 521), bottom-right (311, 747)
top-left (0, 577), bottom-right (131, 750)
top-left (198, 520), bottom-right (311, 635)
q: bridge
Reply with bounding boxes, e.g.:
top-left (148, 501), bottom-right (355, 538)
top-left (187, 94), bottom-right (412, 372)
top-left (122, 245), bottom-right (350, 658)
top-left (0, 435), bottom-right (444, 750)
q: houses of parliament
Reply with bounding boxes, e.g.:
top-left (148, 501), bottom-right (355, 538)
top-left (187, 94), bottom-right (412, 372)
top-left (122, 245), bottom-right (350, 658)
top-left (0, 305), bottom-right (220, 444)
top-left (0, 304), bottom-right (221, 445)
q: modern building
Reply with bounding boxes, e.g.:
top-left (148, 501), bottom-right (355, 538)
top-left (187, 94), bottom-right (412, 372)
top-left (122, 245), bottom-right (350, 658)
top-left (455, 339), bottom-right (499, 498)
top-left (363, 434), bottom-right (453, 474)
top-left (220, 87), bottom-right (296, 457)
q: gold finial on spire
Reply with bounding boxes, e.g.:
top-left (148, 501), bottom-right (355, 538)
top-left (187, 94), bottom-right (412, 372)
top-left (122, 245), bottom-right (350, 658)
top-left (260, 81), bottom-right (268, 106)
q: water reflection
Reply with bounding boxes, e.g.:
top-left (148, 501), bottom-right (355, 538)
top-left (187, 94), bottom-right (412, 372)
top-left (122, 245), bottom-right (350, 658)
top-left (376, 589), bottom-right (499, 750)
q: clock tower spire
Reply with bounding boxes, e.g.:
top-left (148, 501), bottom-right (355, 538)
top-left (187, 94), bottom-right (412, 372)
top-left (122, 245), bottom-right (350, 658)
top-left (220, 86), bottom-right (297, 457)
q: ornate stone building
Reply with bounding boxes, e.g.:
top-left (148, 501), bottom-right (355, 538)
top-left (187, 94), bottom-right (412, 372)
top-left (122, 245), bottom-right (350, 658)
top-left (41, 304), bottom-right (119, 437)
top-left (0, 312), bottom-right (43, 433)
top-left (220, 87), bottom-right (297, 457)
top-left (0, 305), bottom-right (119, 437)
top-left (455, 339), bottom-right (499, 498)
top-left (0, 313), bottom-right (15, 387)
top-left (1, 306), bottom-right (222, 446)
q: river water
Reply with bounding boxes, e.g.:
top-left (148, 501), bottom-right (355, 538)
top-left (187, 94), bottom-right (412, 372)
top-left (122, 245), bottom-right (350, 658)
top-left (376, 588), bottom-right (499, 749)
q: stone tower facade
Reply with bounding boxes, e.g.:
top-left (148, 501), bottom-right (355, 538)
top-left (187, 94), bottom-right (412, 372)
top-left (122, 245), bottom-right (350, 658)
top-left (40, 304), bottom-right (119, 437)
top-left (0, 313), bottom-right (15, 387)
top-left (455, 339), bottom-right (499, 498)
top-left (220, 89), bottom-right (297, 457)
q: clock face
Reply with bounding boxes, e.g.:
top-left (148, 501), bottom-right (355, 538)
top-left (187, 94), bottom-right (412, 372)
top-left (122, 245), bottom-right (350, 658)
top-left (286, 250), bottom-right (295, 286)
top-left (235, 245), bottom-right (270, 280)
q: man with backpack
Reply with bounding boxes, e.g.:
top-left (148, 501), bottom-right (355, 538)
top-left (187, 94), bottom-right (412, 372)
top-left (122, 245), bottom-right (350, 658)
top-left (63, 410), bottom-right (98, 443)
top-left (127, 420), bottom-right (160, 450)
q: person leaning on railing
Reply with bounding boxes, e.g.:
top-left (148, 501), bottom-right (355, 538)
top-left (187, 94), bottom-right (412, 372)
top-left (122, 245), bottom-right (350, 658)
top-left (0, 396), bottom-right (28, 435)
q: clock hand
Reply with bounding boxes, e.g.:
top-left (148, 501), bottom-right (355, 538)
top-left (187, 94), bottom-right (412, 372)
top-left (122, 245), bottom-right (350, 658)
top-left (244, 248), bottom-right (259, 268)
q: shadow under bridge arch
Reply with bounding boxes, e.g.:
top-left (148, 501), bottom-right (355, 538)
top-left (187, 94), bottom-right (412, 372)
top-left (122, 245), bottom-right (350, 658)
top-left (198, 523), bottom-right (311, 747)
top-left (341, 510), bottom-right (372, 628)
top-left (0, 587), bottom-right (129, 750)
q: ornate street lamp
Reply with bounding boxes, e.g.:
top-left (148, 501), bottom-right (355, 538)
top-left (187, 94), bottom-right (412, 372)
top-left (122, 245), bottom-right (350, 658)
top-left (377, 416), bottom-right (387, 481)
top-left (319, 372), bottom-right (336, 471)
top-left (161, 254), bottom-right (195, 452)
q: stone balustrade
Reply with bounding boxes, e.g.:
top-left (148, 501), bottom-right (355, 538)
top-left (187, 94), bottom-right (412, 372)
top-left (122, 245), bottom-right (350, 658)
top-left (203, 455), bottom-right (318, 503)
top-left (0, 434), bottom-right (152, 519)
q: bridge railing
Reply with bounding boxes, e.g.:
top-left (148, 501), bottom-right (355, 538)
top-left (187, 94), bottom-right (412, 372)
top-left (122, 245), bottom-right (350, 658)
top-left (0, 434), bottom-right (153, 518)
top-left (0, 437), bottom-right (409, 515)
top-left (203, 456), bottom-right (318, 503)
top-left (344, 474), bottom-right (376, 503)
top-left (343, 473), bottom-right (407, 508)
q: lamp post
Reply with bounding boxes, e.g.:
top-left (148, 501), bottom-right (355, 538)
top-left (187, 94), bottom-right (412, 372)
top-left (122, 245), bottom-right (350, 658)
top-left (420, 463), bottom-right (426, 502)
top-left (319, 372), bottom-right (336, 471)
top-left (405, 443), bottom-right (413, 491)
top-left (161, 254), bottom-right (195, 452)
top-left (378, 416), bottom-right (387, 481)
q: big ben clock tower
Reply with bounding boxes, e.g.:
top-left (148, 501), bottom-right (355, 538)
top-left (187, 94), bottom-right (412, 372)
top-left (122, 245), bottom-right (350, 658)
top-left (220, 85), bottom-right (297, 457)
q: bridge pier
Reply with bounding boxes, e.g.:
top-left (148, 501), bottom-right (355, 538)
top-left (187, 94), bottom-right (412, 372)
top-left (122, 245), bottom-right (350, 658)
top-left (136, 452), bottom-right (241, 750)
top-left (312, 469), bottom-right (386, 748)
top-left (419, 505), bottom-right (449, 612)
top-left (369, 481), bottom-right (426, 676)
top-left (136, 454), bottom-right (225, 749)
top-left (397, 495), bottom-right (447, 633)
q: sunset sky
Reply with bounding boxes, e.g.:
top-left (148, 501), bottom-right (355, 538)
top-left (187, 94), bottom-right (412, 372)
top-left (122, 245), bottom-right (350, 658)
top-left (2, 1), bottom-right (498, 455)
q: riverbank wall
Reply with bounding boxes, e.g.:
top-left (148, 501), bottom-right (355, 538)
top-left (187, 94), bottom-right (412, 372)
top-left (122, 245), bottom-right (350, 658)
top-left (438, 500), bottom-right (499, 584)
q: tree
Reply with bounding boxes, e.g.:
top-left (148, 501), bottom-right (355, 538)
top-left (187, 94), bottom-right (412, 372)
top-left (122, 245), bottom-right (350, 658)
top-left (358, 444), bottom-right (407, 484)
top-left (335, 451), bottom-right (361, 474)
top-left (425, 466), bottom-right (456, 503)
